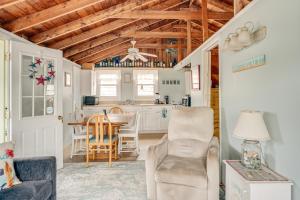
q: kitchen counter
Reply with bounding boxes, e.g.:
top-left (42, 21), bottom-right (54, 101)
top-left (82, 104), bottom-right (182, 133)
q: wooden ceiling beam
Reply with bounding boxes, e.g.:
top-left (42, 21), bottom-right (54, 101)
top-left (123, 31), bottom-right (202, 38)
top-left (70, 38), bottom-right (131, 62)
top-left (63, 0), bottom-right (189, 57)
top-left (30, 0), bottom-right (160, 44)
top-left (49, 0), bottom-right (187, 50)
top-left (49, 19), bottom-right (135, 49)
top-left (0, 0), bottom-right (26, 9)
top-left (2, 0), bottom-right (104, 33)
top-left (200, 0), bottom-right (209, 41)
top-left (113, 10), bottom-right (233, 20)
top-left (79, 43), bottom-right (130, 64)
top-left (74, 20), bottom-right (179, 63)
top-left (208, 0), bottom-right (233, 12)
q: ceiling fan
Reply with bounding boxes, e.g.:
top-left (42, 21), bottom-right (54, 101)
top-left (121, 40), bottom-right (157, 62)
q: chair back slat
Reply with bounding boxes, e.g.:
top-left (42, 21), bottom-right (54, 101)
top-left (86, 114), bottom-right (113, 145)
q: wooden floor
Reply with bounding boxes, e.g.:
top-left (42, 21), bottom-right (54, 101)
top-left (64, 133), bottom-right (166, 163)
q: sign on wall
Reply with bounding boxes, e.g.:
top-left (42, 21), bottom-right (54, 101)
top-left (233, 55), bottom-right (266, 73)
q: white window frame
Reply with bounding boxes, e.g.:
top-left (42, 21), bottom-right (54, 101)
top-left (97, 70), bottom-right (121, 101)
top-left (133, 69), bottom-right (158, 101)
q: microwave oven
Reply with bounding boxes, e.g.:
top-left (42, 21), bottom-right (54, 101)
top-left (83, 96), bottom-right (99, 105)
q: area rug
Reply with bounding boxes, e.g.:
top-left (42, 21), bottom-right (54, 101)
top-left (57, 161), bottom-right (225, 200)
top-left (57, 161), bottom-right (147, 200)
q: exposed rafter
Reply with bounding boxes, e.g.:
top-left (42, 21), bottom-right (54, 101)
top-left (0, 0), bottom-right (26, 9)
top-left (0, 0), bottom-right (238, 65)
top-left (30, 0), bottom-right (161, 44)
top-left (113, 10), bottom-right (232, 20)
top-left (63, 0), bottom-right (189, 57)
top-left (3, 0), bottom-right (105, 33)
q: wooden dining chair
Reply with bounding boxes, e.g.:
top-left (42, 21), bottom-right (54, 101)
top-left (109, 107), bottom-right (124, 114)
top-left (86, 115), bottom-right (118, 167)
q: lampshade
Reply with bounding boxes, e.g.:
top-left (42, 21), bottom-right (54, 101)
top-left (233, 110), bottom-right (270, 141)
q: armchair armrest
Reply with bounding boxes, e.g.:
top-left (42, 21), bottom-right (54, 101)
top-left (206, 137), bottom-right (219, 200)
top-left (146, 134), bottom-right (168, 200)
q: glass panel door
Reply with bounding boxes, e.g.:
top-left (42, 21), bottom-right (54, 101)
top-left (21, 55), bottom-right (56, 118)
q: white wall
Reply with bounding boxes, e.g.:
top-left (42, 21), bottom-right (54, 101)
top-left (190, 53), bottom-right (204, 106)
top-left (219, 1), bottom-right (300, 199)
top-left (62, 59), bottom-right (81, 158)
top-left (158, 69), bottom-right (186, 104)
top-left (184, 0), bottom-right (300, 198)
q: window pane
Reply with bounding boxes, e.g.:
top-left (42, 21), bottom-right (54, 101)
top-left (34, 82), bottom-right (44, 96)
top-left (22, 76), bottom-right (33, 96)
top-left (99, 74), bottom-right (118, 85)
top-left (100, 85), bottom-right (117, 97)
top-left (22, 97), bottom-right (32, 117)
top-left (22, 55), bottom-right (33, 75)
top-left (137, 74), bottom-right (154, 84)
top-left (138, 84), bottom-right (154, 96)
top-left (34, 97), bottom-right (44, 116)
top-left (46, 96), bottom-right (54, 115)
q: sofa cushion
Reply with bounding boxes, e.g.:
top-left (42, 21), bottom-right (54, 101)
top-left (0, 180), bottom-right (52, 200)
top-left (0, 142), bottom-right (21, 190)
top-left (155, 155), bottom-right (207, 189)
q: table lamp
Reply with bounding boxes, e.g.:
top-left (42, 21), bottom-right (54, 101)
top-left (233, 110), bottom-right (270, 169)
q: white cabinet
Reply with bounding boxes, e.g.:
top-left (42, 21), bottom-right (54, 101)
top-left (160, 107), bottom-right (172, 131)
top-left (141, 107), bottom-right (161, 132)
top-left (80, 70), bottom-right (96, 96)
top-left (224, 160), bottom-right (292, 200)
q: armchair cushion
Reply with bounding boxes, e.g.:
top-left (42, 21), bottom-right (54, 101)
top-left (168, 107), bottom-right (213, 142)
top-left (0, 180), bottom-right (52, 200)
top-left (155, 155), bottom-right (207, 189)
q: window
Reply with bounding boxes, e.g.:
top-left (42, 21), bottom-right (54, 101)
top-left (97, 70), bottom-right (121, 101)
top-left (21, 55), bottom-right (55, 118)
top-left (133, 70), bottom-right (158, 100)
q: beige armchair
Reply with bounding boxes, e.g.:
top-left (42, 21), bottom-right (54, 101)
top-left (146, 107), bottom-right (219, 200)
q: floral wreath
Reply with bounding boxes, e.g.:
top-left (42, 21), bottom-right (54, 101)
top-left (28, 58), bottom-right (56, 85)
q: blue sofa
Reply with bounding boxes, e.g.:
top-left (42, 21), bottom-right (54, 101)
top-left (0, 156), bottom-right (56, 200)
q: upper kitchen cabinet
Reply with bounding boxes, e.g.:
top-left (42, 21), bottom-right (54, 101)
top-left (80, 70), bottom-right (96, 96)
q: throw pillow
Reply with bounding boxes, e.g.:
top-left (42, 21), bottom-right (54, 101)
top-left (0, 142), bottom-right (20, 190)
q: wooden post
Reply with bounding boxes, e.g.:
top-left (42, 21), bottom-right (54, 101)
top-left (187, 20), bottom-right (192, 55)
top-left (200, 0), bottom-right (209, 41)
top-left (177, 39), bottom-right (183, 62)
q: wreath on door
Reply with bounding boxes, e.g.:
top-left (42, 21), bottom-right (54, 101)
top-left (28, 58), bottom-right (56, 85)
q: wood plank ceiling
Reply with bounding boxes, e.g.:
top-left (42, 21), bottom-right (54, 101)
top-left (0, 0), bottom-right (251, 66)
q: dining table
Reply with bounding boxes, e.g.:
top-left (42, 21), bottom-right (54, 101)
top-left (67, 114), bottom-right (130, 136)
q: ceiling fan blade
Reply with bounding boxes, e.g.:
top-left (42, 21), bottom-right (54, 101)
top-left (136, 54), bottom-right (148, 62)
top-left (121, 55), bottom-right (130, 62)
top-left (139, 52), bottom-right (158, 58)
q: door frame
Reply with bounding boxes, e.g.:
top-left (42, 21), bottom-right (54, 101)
top-left (0, 39), bottom-right (10, 143)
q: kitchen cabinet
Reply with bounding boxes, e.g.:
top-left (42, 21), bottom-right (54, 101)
top-left (140, 107), bottom-right (161, 132)
top-left (80, 70), bottom-right (96, 96)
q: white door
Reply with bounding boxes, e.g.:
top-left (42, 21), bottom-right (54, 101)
top-left (10, 41), bottom-right (64, 169)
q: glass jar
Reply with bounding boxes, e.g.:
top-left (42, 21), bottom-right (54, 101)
top-left (241, 140), bottom-right (262, 169)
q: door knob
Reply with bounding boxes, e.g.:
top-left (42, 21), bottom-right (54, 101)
top-left (58, 115), bottom-right (64, 122)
